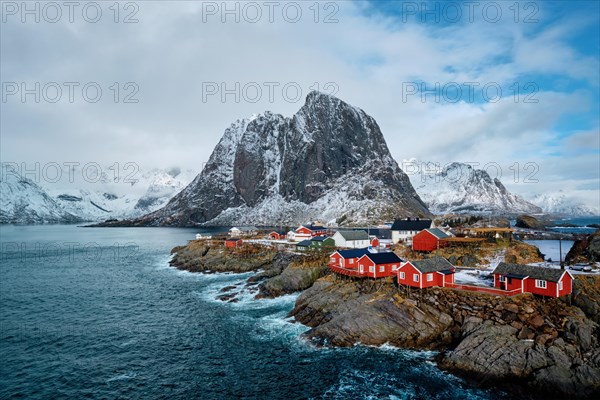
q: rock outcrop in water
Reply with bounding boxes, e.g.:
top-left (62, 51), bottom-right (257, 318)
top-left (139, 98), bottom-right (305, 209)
top-left (112, 91), bottom-right (430, 227)
top-left (289, 276), bottom-right (600, 398)
top-left (515, 214), bottom-right (546, 230)
top-left (566, 230), bottom-right (600, 265)
top-left (169, 240), bottom-right (329, 299)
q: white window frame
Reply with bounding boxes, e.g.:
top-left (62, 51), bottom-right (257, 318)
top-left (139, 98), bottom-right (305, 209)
top-left (559, 281), bottom-right (563, 291)
top-left (535, 279), bottom-right (547, 289)
top-left (400, 272), bottom-right (405, 279)
top-left (349, 259), bottom-right (354, 265)
top-left (413, 274), bottom-right (420, 282)
top-left (392, 265), bottom-right (398, 271)
top-left (369, 265), bottom-right (375, 273)
top-left (379, 265), bottom-right (385, 273)
top-left (499, 275), bottom-right (506, 282)
top-left (427, 273), bottom-right (433, 282)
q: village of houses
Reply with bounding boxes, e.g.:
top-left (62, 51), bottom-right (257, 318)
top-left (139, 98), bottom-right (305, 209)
top-left (198, 217), bottom-right (581, 299)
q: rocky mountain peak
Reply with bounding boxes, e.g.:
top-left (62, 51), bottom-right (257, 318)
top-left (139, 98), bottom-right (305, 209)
top-left (130, 93), bottom-right (430, 226)
top-left (410, 161), bottom-right (542, 215)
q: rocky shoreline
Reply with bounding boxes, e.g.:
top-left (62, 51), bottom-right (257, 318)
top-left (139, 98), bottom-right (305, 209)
top-left (170, 239), bottom-right (600, 399)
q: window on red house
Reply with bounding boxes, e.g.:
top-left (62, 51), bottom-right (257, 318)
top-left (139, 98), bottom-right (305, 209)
top-left (535, 279), bottom-right (547, 289)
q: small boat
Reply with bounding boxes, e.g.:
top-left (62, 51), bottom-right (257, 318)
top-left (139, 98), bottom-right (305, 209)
top-left (196, 234), bottom-right (212, 240)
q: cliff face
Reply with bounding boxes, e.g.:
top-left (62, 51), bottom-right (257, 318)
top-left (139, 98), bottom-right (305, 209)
top-left (132, 91), bottom-right (430, 226)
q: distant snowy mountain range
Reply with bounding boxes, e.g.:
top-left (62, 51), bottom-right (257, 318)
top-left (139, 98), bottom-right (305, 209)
top-left (0, 163), bottom-right (195, 224)
top-left (406, 161), bottom-right (597, 216)
top-left (528, 192), bottom-right (599, 217)
top-left (2, 92), bottom-right (596, 225)
top-left (407, 161), bottom-right (542, 215)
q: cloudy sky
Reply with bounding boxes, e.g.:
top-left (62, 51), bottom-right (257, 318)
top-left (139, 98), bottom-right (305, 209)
top-left (1, 0), bottom-right (599, 209)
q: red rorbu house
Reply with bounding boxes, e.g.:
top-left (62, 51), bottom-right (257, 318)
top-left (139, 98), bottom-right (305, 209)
top-left (412, 228), bottom-right (450, 252)
top-left (356, 252), bottom-right (403, 278)
top-left (225, 238), bottom-right (243, 248)
top-left (370, 236), bottom-right (380, 248)
top-left (329, 248), bottom-right (371, 270)
top-left (397, 257), bottom-right (455, 288)
top-left (294, 224), bottom-right (327, 241)
top-left (492, 263), bottom-right (574, 298)
top-left (329, 249), bottom-right (403, 278)
top-left (268, 231), bottom-right (287, 240)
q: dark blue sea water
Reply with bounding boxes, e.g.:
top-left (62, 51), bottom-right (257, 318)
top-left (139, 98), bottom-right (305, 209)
top-left (0, 225), bottom-right (504, 399)
top-left (549, 216), bottom-right (600, 234)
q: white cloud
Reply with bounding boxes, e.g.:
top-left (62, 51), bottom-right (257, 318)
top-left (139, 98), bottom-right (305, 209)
top-left (1, 1), bottom-right (598, 208)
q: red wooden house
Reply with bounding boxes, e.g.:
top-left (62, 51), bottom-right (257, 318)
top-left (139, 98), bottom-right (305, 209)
top-left (492, 263), bottom-right (574, 298)
top-left (370, 236), bottom-right (380, 248)
top-left (225, 238), bottom-right (243, 248)
top-left (294, 224), bottom-right (327, 241)
top-left (397, 257), bottom-right (455, 288)
top-left (329, 248), bottom-right (371, 269)
top-left (356, 252), bottom-right (403, 278)
top-left (268, 231), bottom-right (287, 240)
top-left (412, 228), bottom-right (450, 252)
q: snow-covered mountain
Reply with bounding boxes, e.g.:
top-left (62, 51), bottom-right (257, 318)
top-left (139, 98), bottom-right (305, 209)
top-left (0, 164), bottom-right (81, 224)
top-left (48, 168), bottom-right (196, 221)
top-left (409, 162), bottom-right (542, 215)
top-left (124, 91), bottom-right (430, 227)
top-left (1, 164), bottom-right (195, 223)
top-left (529, 192), bottom-right (599, 216)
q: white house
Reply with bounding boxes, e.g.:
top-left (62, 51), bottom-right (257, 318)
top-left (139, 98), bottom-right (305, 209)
top-left (391, 218), bottom-right (433, 244)
top-left (229, 226), bottom-right (257, 237)
top-left (333, 230), bottom-right (371, 249)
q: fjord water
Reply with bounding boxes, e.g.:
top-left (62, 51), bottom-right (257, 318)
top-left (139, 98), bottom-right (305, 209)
top-left (1, 226), bottom-right (501, 399)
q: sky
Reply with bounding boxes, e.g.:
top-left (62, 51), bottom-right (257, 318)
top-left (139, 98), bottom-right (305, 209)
top-left (1, 0), bottom-right (599, 210)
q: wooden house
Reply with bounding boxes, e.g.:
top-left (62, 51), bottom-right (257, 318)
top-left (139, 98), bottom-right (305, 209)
top-left (356, 252), bottom-right (404, 278)
top-left (293, 224), bottom-right (327, 242)
top-left (412, 228), bottom-right (450, 252)
top-left (329, 248), bottom-right (372, 269)
top-left (391, 218), bottom-right (432, 244)
top-left (225, 238), bottom-right (243, 248)
top-left (333, 230), bottom-right (370, 248)
top-left (268, 231), bottom-right (287, 240)
top-left (492, 263), bottom-right (574, 298)
top-left (397, 257), bottom-right (455, 288)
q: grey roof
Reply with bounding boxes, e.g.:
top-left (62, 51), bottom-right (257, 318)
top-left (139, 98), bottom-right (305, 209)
top-left (492, 263), bottom-right (568, 283)
top-left (296, 240), bottom-right (313, 247)
top-left (391, 219), bottom-right (432, 231)
top-left (337, 230), bottom-right (370, 241)
top-left (410, 257), bottom-right (454, 273)
top-left (367, 228), bottom-right (392, 239)
top-left (311, 236), bottom-right (333, 242)
top-left (425, 228), bottom-right (450, 239)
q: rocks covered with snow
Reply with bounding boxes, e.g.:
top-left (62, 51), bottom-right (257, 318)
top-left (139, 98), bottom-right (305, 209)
top-left (134, 91), bottom-right (430, 226)
top-left (409, 162), bottom-right (542, 215)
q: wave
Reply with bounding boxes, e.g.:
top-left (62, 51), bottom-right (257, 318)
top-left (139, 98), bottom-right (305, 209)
top-left (106, 373), bottom-right (137, 383)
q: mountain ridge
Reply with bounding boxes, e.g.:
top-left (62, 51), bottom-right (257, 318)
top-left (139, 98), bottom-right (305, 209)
top-left (127, 91), bottom-right (431, 226)
top-left (409, 161), bottom-right (543, 215)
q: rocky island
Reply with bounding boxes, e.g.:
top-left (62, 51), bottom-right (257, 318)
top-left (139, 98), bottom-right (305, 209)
top-left (170, 237), bottom-right (600, 399)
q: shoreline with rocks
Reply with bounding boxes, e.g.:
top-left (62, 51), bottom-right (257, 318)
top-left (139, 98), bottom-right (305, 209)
top-left (169, 239), bottom-right (600, 399)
